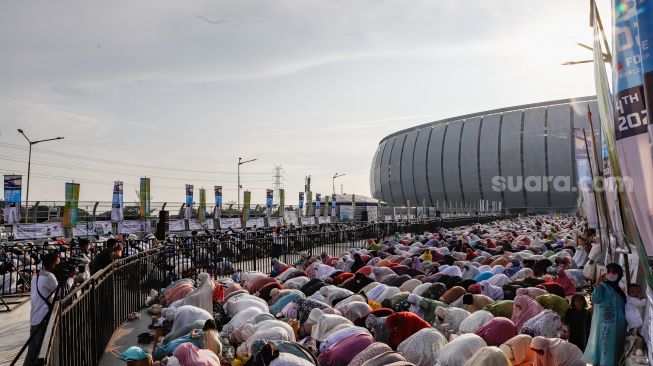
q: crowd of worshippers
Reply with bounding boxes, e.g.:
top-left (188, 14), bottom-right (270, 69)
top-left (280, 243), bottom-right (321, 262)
top-left (128, 215), bottom-right (646, 366)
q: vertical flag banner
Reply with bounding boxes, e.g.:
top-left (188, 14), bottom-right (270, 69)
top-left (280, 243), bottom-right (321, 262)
top-left (331, 194), bottom-right (337, 217)
top-left (3, 175), bottom-right (21, 224)
top-left (323, 193), bottom-right (329, 217)
top-left (198, 188), bottom-right (206, 222)
top-left (315, 193), bottom-right (321, 217)
top-left (278, 189), bottom-right (285, 216)
top-left (184, 184), bottom-right (193, 220)
top-left (306, 191), bottom-right (313, 217)
top-left (266, 189), bottom-right (273, 207)
top-left (242, 191), bottom-right (251, 222)
top-left (111, 181), bottom-right (124, 222)
top-left (214, 186), bottom-right (222, 218)
top-left (299, 192), bottom-right (305, 217)
top-left (139, 177), bottom-right (151, 219)
top-left (612, 1), bottom-right (653, 255)
top-left (64, 182), bottom-right (80, 228)
top-left (637, 0), bottom-right (653, 121)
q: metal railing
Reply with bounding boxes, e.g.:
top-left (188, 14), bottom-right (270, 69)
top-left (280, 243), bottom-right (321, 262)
top-left (35, 215), bottom-right (509, 366)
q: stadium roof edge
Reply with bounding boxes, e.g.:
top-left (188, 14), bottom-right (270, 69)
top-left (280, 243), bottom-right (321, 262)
top-left (379, 95), bottom-right (597, 143)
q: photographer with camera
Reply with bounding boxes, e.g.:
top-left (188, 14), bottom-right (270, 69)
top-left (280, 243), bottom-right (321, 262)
top-left (90, 238), bottom-right (123, 275)
top-left (24, 252), bottom-right (60, 365)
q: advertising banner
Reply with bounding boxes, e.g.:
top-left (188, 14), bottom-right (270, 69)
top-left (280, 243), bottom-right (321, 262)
top-left (95, 221), bottom-right (112, 234)
top-left (188, 219), bottom-right (202, 230)
top-left (367, 206), bottom-right (378, 222)
top-left (139, 178), bottom-right (151, 218)
top-left (266, 189), bottom-right (273, 207)
top-left (315, 193), bottom-right (321, 217)
top-left (119, 220), bottom-right (152, 234)
top-left (202, 219), bottom-right (214, 230)
top-left (111, 181), bottom-right (124, 222)
top-left (169, 219), bottom-right (186, 232)
top-left (242, 191), bottom-right (251, 222)
top-left (612, 1), bottom-right (653, 256)
top-left (331, 194), bottom-right (337, 217)
top-left (284, 210), bottom-right (299, 226)
top-left (73, 222), bottom-right (95, 237)
top-left (3, 175), bottom-right (21, 224)
top-left (268, 217), bottom-right (284, 227)
top-left (63, 182), bottom-right (80, 228)
top-left (299, 192), bottom-right (305, 209)
top-left (214, 186), bottom-right (222, 219)
top-left (384, 215), bottom-right (393, 222)
top-left (318, 216), bottom-right (330, 224)
top-left (301, 217), bottom-right (316, 226)
top-left (417, 207), bottom-right (424, 219)
top-left (13, 222), bottom-right (64, 239)
top-left (220, 218), bottom-right (242, 230)
top-left (198, 188), bottom-right (206, 222)
top-left (246, 218), bottom-right (265, 228)
top-left (184, 184), bottom-right (193, 220)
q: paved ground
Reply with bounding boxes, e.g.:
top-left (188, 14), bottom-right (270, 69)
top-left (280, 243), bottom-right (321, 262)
top-left (98, 309), bottom-right (154, 366)
top-left (0, 298), bottom-right (30, 366)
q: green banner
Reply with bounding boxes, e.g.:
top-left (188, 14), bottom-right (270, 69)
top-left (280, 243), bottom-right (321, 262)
top-left (140, 177), bottom-right (151, 219)
top-left (279, 189), bottom-right (285, 216)
top-left (198, 188), bottom-right (206, 221)
top-left (63, 182), bottom-right (80, 228)
top-left (242, 191), bottom-right (251, 222)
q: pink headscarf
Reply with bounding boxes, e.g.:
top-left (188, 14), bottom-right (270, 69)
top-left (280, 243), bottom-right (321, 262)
top-left (172, 343), bottom-right (220, 366)
top-left (474, 317), bottom-right (517, 346)
top-left (555, 268), bottom-right (576, 296)
top-left (511, 295), bottom-right (545, 331)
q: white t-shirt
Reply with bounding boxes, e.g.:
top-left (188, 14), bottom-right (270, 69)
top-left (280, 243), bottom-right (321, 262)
top-left (30, 271), bottom-right (58, 326)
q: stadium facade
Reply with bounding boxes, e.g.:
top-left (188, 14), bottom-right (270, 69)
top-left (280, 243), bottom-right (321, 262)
top-left (370, 96), bottom-right (599, 212)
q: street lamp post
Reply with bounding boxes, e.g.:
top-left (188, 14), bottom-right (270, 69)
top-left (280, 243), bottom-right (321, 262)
top-left (332, 173), bottom-right (346, 195)
top-left (17, 129), bottom-right (64, 223)
top-left (237, 157), bottom-right (257, 210)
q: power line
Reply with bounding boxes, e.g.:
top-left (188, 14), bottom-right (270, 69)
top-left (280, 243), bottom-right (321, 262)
top-left (0, 141), bottom-right (269, 175)
top-left (0, 155), bottom-right (272, 183)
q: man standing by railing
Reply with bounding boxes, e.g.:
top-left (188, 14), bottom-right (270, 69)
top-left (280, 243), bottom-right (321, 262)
top-left (25, 252), bottom-right (59, 366)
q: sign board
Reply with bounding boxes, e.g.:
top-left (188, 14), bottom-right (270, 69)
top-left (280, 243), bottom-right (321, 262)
top-left (118, 220), bottom-right (152, 234)
top-left (169, 219), bottom-right (186, 232)
top-left (301, 217), bottom-right (316, 226)
top-left (246, 218), bottom-right (265, 228)
top-left (13, 222), bottom-right (64, 239)
top-left (268, 217), bottom-right (284, 227)
top-left (220, 218), bottom-right (242, 230)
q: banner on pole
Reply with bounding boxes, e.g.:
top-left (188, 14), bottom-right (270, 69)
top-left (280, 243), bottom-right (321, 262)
top-left (266, 189), bottom-right (273, 208)
top-left (139, 178), bottom-right (151, 219)
top-left (242, 191), bottom-right (251, 222)
top-left (198, 188), bottom-right (206, 221)
top-left (315, 193), bottom-right (321, 217)
top-left (169, 219), bottom-right (186, 232)
top-left (13, 222), bottom-right (64, 239)
top-left (246, 218), bottom-right (265, 228)
top-left (340, 205), bottom-right (354, 221)
top-left (3, 175), bottom-right (21, 224)
top-left (111, 181), bottom-right (124, 222)
top-left (119, 220), bottom-right (152, 234)
top-left (220, 218), bottom-right (242, 230)
top-left (214, 186), bottom-right (222, 219)
top-left (63, 182), bottom-right (80, 228)
top-left (331, 194), bottom-right (337, 217)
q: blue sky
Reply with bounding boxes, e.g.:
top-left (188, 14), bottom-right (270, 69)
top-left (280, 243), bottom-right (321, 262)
top-left (0, 0), bottom-right (611, 204)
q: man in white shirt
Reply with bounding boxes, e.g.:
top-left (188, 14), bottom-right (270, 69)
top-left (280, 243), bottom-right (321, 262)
top-left (24, 252), bottom-right (59, 366)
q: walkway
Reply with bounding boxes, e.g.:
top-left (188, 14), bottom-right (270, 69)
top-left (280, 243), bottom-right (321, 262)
top-left (0, 298), bottom-right (30, 366)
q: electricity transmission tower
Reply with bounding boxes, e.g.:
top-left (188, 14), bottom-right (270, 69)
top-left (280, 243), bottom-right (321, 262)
top-left (272, 165), bottom-right (284, 205)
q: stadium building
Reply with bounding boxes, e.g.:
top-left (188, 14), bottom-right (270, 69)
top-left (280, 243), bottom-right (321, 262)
top-left (369, 96), bottom-right (600, 212)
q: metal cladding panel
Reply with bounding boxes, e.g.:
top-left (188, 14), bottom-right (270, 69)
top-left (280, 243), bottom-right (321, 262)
top-left (479, 114), bottom-right (502, 203)
top-left (413, 128), bottom-right (432, 206)
top-left (500, 110), bottom-right (526, 208)
top-left (547, 104), bottom-right (576, 207)
top-left (522, 107), bottom-right (548, 208)
top-left (427, 125), bottom-right (447, 204)
top-left (442, 121), bottom-right (464, 203)
top-left (460, 117), bottom-right (482, 204)
top-left (389, 133), bottom-right (407, 204)
top-left (371, 139), bottom-right (387, 199)
top-left (379, 136), bottom-right (396, 203)
top-left (401, 130), bottom-right (420, 206)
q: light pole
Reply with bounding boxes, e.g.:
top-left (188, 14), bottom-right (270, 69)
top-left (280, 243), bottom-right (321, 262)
top-left (332, 173), bottom-right (346, 195)
top-left (237, 157), bottom-right (257, 210)
top-left (17, 129), bottom-right (64, 223)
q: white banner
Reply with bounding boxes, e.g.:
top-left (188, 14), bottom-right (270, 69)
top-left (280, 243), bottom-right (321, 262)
top-left (367, 206), bottom-right (378, 222)
top-left (188, 219), bottom-right (202, 230)
top-left (318, 216), bottom-right (330, 224)
top-left (3, 206), bottom-right (20, 225)
top-left (416, 207), bottom-right (424, 219)
top-left (268, 217), bottom-right (284, 227)
top-left (13, 222), bottom-right (64, 239)
top-left (118, 220), bottom-right (152, 234)
top-left (301, 217), bottom-right (316, 226)
top-left (384, 215), bottom-right (393, 222)
top-left (283, 211), bottom-right (299, 226)
top-left (95, 221), bottom-right (113, 234)
top-left (203, 220), bottom-right (214, 230)
top-left (220, 218), bottom-right (242, 230)
top-left (246, 218), bottom-right (265, 228)
top-left (169, 219), bottom-right (186, 232)
top-left (73, 222), bottom-right (95, 237)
